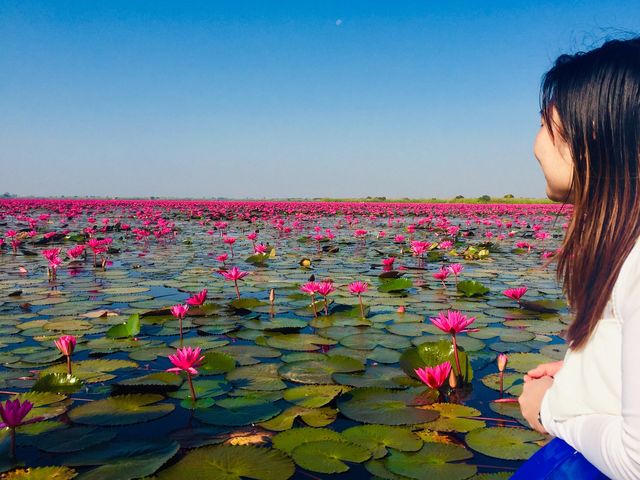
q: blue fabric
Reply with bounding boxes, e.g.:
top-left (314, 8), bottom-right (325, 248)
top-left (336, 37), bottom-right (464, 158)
top-left (511, 438), bottom-right (609, 479)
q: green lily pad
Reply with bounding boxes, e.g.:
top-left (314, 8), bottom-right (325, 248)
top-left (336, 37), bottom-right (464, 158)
top-left (385, 443), bottom-right (476, 480)
top-left (168, 379), bottom-right (230, 400)
top-left (457, 280), bottom-right (490, 297)
top-left (42, 359), bottom-right (138, 383)
top-left (283, 385), bottom-right (349, 408)
top-left (199, 351), bottom-right (236, 375)
top-left (105, 314), bottom-right (140, 339)
top-left (378, 278), bottom-right (414, 293)
top-left (341, 425), bottom-right (423, 459)
top-left (33, 426), bottom-right (117, 453)
top-left (32, 373), bottom-right (82, 394)
top-left (465, 427), bottom-right (544, 460)
top-left (417, 403), bottom-right (486, 432)
top-left (278, 355), bottom-right (364, 384)
top-left (194, 401), bottom-right (281, 426)
top-left (226, 363), bottom-right (286, 391)
top-left (156, 445), bottom-right (295, 480)
top-left (68, 394), bottom-right (174, 426)
top-left (63, 440), bottom-right (179, 480)
top-left (272, 427), bottom-right (344, 456)
top-left (337, 387), bottom-right (440, 425)
top-left (291, 440), bottom-right (371, 474)
top-left (258, 406), bottom-right (337, 431)
top-left (265, 333), bottom-right (336, 351)
top-left (333, 365), bottom-right (409, 389)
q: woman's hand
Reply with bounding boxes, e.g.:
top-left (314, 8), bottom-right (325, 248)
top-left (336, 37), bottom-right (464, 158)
top-left (524, 360), bottom-right (564, 382)
top-left (518, 375), bottom-right (554, 434)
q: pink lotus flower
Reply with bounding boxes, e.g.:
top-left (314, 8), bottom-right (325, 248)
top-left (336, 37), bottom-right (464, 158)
top-left (54, 335), bottom-right (76, 356)
top-left (349, 281), bottom-right (369, 319)
top-left (497, 353), bottom-right (508, 372)
top-left (415, 361), bottom-right (452, 389)
top-left (503, 287), bottom-right (528, 302)
top-left (216, 253), bottom-right (228, 264)
top-left (0, 398), bottom-right (41, 457)
top-left (254, 243), bottom-right (268, 254)
top-left (447, 263), bottom-right (464, 285)
top-left (171, 304), bottom-right (189, 341)
top-left (382, 258), bottom-right (395, 270)
top-left (171, 304), bottom-right (190, 319)
top-left (433, 266), bottom-right (450, 287)
top-left (54, 335), bottom-right (76, 374)
top-left (167, 346), bottom-right (204, 375)
top-left (430, 310), bottom-right (476, 335)
top-left (497, 353), bottom-right (508, 396)
top-left (0, 399), bottom-right (34, 429)
top-left (67, 245), bottom-right (85, 259)
top-left (429, 310), bottom-right (477, 383)
top-left (167, 346), bottom-right (205, 403)
top-left (222, 235), bottom-right (236, 257)
top-left (438, 240), bottom-right (453, 250)
top-left (394, 235), bottom-right (405, 243)
top-left (317, 281), bottom-right (336, 316)
top-left (186, 289), bottom-right (207, 306)
top-left (218, 266), bottom-right (250, 299)
top-left (300, 281), bottom-right (321, 317)
top-left (247, 232), bottom-right (258, 241)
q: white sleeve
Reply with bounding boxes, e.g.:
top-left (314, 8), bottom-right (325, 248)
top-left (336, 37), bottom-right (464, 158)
top-left (538, 258), bottom-right (640, 480)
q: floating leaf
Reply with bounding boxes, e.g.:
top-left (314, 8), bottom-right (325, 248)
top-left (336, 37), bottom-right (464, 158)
top-left (283, 385), bottom-right (348, 408)
top-left (378, 278), bottom-right (414, 293)
top-left (68, 394), bottom-right (174, 426)
top-left (226, 363), bottom-right (286, 391)
top-left (278, 355), bottom-right (364, 384)
top-left (63, 440), bottom-right (179, 480)
top-left (417, 403), bottom-right (485, 432)
top-left (291, 440), bottom-right (371, 474)
top-left (156, 445), bottom-right (295, 480)
top-left (457, 280), bottom-right (490, 297)
top-left (385, 443), bottom-right (476, 480)
top-left (341, 425), bottom-right (422, 459)
top-left (272, 427), bottom-right (344, 455)
top-left (32, 373), bottom-right (82, 394)
top-left (106, 314), bottom-right (140, 339)
top-left (258, 406), bottom-right (337, 431)
top-left (465, 427), bottom-right (544, 460)
top-left (337, 387), bottom-right (439, 425)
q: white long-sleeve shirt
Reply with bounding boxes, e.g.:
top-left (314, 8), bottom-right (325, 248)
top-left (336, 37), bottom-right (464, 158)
top-left (539, 236), bottom-right (640, 479)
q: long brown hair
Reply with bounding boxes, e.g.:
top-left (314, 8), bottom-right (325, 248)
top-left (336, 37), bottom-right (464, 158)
top-left (541, 37), bottom-right (640, 351)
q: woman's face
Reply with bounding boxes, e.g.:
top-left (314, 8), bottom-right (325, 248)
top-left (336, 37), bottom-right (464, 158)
top-left (533, 108), bottom-right (574, 202)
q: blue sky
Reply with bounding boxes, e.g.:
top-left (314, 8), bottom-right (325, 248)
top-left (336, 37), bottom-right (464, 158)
top-left (1, 1), bottom-right (639, 199)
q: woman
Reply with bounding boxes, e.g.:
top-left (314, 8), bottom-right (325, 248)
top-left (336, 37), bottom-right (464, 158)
top-left (516, 37), bottom-right (640, 479)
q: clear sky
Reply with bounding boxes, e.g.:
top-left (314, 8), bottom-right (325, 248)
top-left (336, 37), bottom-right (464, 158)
top-left (1, 1), bottom-right (639, 199)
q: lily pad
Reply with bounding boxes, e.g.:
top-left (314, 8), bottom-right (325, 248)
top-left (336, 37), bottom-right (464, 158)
top-left (272, 427), bottom-right (345, 455)
top-left (341, 425), bottom-right (423, 459)
top-left (337, 387), bottom-right (440, 425)
top-left (385, 443), bottom-right (476, 480)
top-left (465, 427), bottom-right (544, 460)
top-left (68, 394), bottom-right (174, 426)
top-left (278, 355), bottom-right (364, 384)
top-left (291, 440), bottom-right (371, 474)
top-left (156, 445), bottom-right (295, 480)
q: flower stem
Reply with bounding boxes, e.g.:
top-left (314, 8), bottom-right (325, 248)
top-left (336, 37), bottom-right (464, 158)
top-left (66, 355), bottom-right (72, 375)
top-left (323, 297), bottom-right (329, 316)
top-left (234, 280), bottom-right (241, 299)
top-left (310, 294), bottom-right (317, 317)
top-left (358, 295), bottom-right (365, 319)
top-left (187, 372), bottom-right (197, 403)
top-left (452, 333), bottom-right (463, 381)
top-left (499, 370), bottom-right (504, 396)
